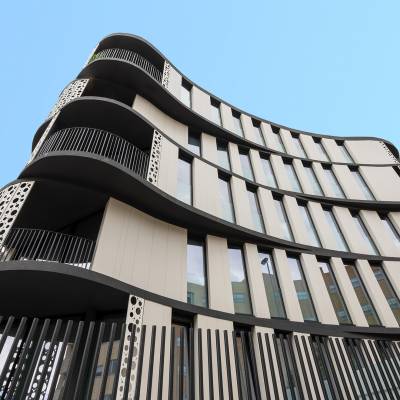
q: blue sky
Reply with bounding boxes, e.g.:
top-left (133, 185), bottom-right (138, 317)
top-left (1, 1), bottom-right (399, 186)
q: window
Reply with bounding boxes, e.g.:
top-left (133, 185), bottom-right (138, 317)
top-left (352, 213), bottom-right (379, 255)
top-left (318, 260), bottom-right (351, 324)
top-left (271, 125), bottom-right (286, 152)
top-left (218, 174), bottom-right (235, 223)
top-left (298, 202), bottom-right (321, 247)
top-left (284, 161), bottom-right (302, 192)
top-left (313, 137), bottom-right (330, 162)
top-left (274, 196), bottom-right (293, 241)
top-left (260, 155), bottom-right (277, 188)
top-left (291, 134), bottom-right (307, 158)
top-left (186, 237), bottom-right (207, 307)
top-left (187, 130), bottom-right (201, 156)
top-left (181, 79), bottom-right (192, 108)
top-left (247, 187), bottom-right (265, 233)
top-left (287, 256), bottom-right (318, 321)
top-left (322, 165), bottom-right (345, 198)
top-left (210, 98), bottom-right (221, 126)
top-left (344, 263), bottom-right (380, 326)
top-left (232, 110), bottom-right (244, 137)
top-left (336, 141), bottom-right (353, 163)
top-left (303, 162), bottom-right (323, 196)
top-left (177, 156), bottom-right (192, 204)
top-left (380, 214), bottom-right (400, 248)
top-left (228, 246), bottom-right (252, 314)
top-left (258, 250), bottom-right (286, 318)
top-left (252, 120), bottom-right (265, 146)
top-left (323, 208), bottom-right (349, 251)
top-left (349, 168), bottom-right (374, 200)
top-left (216, 140), bottom-right (230, 170)
top-left (239, 149), bottom-right (254, 181)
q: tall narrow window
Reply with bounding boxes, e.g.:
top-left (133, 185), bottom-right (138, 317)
top-left (323, 208), bottom-right (349, 251)
top-left (380, 214), bottom-right (400, 248)
top-left (258, 250), bottom-right (286, 318)
top-left (247, 186), bottom-right (265, 233)
top-left (313, 137), bottom-right (330, 162)
top-left (287, 256), bottom-right (318, 321)
top-left (181, 79), bottom-right (192, 108)
top-left (210, 98), bottom-right (221, 126)
top-left (284, 161), bottom-right (302, 192)
top-left (303, 162), bottom-right (323, 196)
top-left (228, 246), bottom-right (252, 314)
top-left (218, 174), bottom-right (235, 223)
top-left (349, 168), bottom-right (374, 200)
top-left (298, 202), bottom-right (321, 247)
top-left (177, 156), bottom-right (192, 204)
top-left (186, 237), bottom-right (207, 307)
top-left (274, 196), bottom-right (293, 241)
top-left (336, 141), bottom-right (354, 163)
top-left (187, 130), bottom-right (201, 156)
top-left (352, 213), bottom-right (379, 255)
top-left (216, 139), bottom-right (230, 170)
top-left (232, 110), bottom-right (244, 137)
top-left (370, 264), bottom-right (400, 324)
top-left (344, 263), bottom-right (381, 326)
top-left (322, 165), bottom-right (345, 198)
top-left (271, 125), bottom-right (286, 152)
top-left (239, 149), bottom-right (254, 181)
top-left (260, 155), bottom-right (277, 188)
top-left (291, 134), bottom-right (307, 158)
top-left (252, 119), bottom-right (265, 146)
top-left (318, 260), bottom-right (352, 324)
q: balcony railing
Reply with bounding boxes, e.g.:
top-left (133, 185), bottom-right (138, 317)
top-left (89, 48), bottom-right (163, 83)
top-left (35, 127), bottom-right (150, 179)
top-left (0, 228), bottom-right (95, 269)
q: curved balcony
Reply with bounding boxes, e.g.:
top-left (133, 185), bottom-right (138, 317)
top-left (1, 228), bottom-right (95, 269)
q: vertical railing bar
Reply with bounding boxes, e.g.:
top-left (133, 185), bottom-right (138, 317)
top-left (157, 326), bottom-right (166, 400)
top-left (133, 325), bottom-right (147, 400)
top-left (110, 323), bottom-right (126, 400)
top-left (122, 321), bottom-right (137, 400)
top-left (146, 325), bottom-right (157, 400)
top-left (168, 326), bottom-right (175, 400)
top-left (232, 331), bottom-right (244, 400)
top-left (279, 334), bottom-right (296, 400)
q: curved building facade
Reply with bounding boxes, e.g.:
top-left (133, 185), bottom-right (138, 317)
top-left (1, 33), bottom-right (400, 398)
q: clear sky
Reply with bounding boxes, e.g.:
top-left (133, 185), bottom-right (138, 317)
top-left (1, 1), bottom-right (399, 186)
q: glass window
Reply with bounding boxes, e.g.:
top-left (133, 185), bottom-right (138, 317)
top-left (284, 161), bottom-right (302, 192)
top-left (271, 126), bottom-right (286, 152)
top-left (298, 203), bottom-right (321, 247)
top-left (177, 157), bottom-right (192, 204)
top-left (350, 168), bottom-right (374, 200)
top-left (292, 134), bottom-right (307, 158)
top-left (260, 156), bottom-right (277, 188)
top-left (318, 260), bottom-right (352, 324)
top-left (352, 213), bottom-right (379, 255)
top-left (252, 120), bottom-right (265, 146)
top-left (187, 131), bottom-right (201, 156)
top-left (218, 175), bottom-right (235, 223)
top-left (323, 208), bottom-right (349, 251)
top-left (380, 214), bottom-right (400, 248)
top-left (228, 247), bottom-right (252, 314)
top-left (337, 141), bottom-right (354, 163)
top-left (344, 263), bottom-right (381, 326)
top-left (323, 166), bottom-right (345, 198)
top-left (303, 163), bottom-right (323, 196)
top-left (210, 99), bottom-right (221, 126)
top-left (247, 187), bottom-right (265, 233)
top-left (274, 197), bottom-right (293, 241)
top-left (239, 150), bottom-right (254, 181)
top-left (181, 79), bottom-right (192, 108)
top-left (186, 238), bottom-right (207, 307)
top-left (287, 256), bottom-right (318, 321)
top-left (216, 140), bottom-right (230, 170)
top-left (371, 264), bottom-right (400, 324)
top-left (258, 250), bottom-right (286, 318)
top-left (313, 138), bottom-right (330, 162)
top-left (232, 111), bottom-right (244, 137)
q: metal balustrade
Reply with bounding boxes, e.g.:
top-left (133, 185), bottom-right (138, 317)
top-left (35, 127), bottom-right (150, 179)
top-left (0, 228), bottom-right (95, 269)
top-left (89, 48), bottom-right (163, 83)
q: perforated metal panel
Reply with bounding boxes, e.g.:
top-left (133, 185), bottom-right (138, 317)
top-left (162, 62), bottom-right (170, 88)
top-left (146, 130), bottom-right (163, 185)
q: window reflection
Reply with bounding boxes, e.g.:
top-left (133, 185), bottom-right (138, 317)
top-left (187, 131), bottom-right (201, 156)
top-left (232, 111), bottom-right (244, 137)
top-left (187, 238), bottom-right (207, 307)
top-left (336, 141), bottom-right (353, 163)
top-left (323, 208), bottom-right (349, 251)
top-left (291, 134), bottom-right (306, 158)
top-left (313, 138), bottom-right (330, 162)
top-left (322, 166), bottom-right (345, 198)
top-left (252, 120), bottom-right (265, 146)
top-left (260, 156), bottom-right (277, 188)
top-left (298, 203), bottom-right (321, 247)
top-left (350, 168), bottom-right (374, 200)
top-left (352, 213), bottom-right (379, 255)
top-left (218, 175), bottom-right (235, 223)
top-left (216, 140), bottom-right (231, 170)
top-left (210, 99), bottom-right (221, 125)
top-left (239, 150), bottom-right (254, 181)
top-left (247, 188), bottom-right (265, 233)
top-left (284, 161), bottom-right (302, 192)
top-left (181, 79), bottom-right (192, 108)
top-left (380, 214), bottom-right (400, 248)
top-left (303, 163), bottom-right (323, 196)
top-left (274, 197), bottom-right (293, 241)
top-left (177, 157), bottom-right (192, 204)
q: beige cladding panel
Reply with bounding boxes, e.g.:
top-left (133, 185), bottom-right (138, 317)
top-left (166, 65), bottom-right (182, 99)
top-left (230, 176), bottom-right (253, 230)
top-left (307, 201), bottom-right (336, 249)
top-left (283, 196), bottom-right (308, 246)
top-left (249, 149), bottom-right (266, 185)
top-left (346, 140), bottom-right (394, 164)
top-left (361, 165), bottom-right (400, 201)
top-left (201, 132), bottom-right (217, 164)
top-left (260, 122), bottom-right (275, 150)
top-left (322, 138), bottom-right (343, 162)
top-left (332, 164), bottom-right (363, 199)
top-left (280, 128), bottom-right (296, 155)
top-left (301, 134), bottom-right (320, 160)
top-left (292, 159), bottom-right (311, 193)
top-left (219, 103), bottom-right (235, 132)
top-left (270, 154), bottom-right (290, 189)
top-left (157, 138), bottom-right (179, 196)
top-left (241, 113), bottom-right (256, 142)
top-left (258, 188), bottom-right (282, 237)
top-left (132, 94), bottom-right (188, 146)
top-left (228, 142), bottom-right (242, 175)
top-left (191, 85), bottom-right (211, 120)
top-left (383, 261), bottom-right (400, 300)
